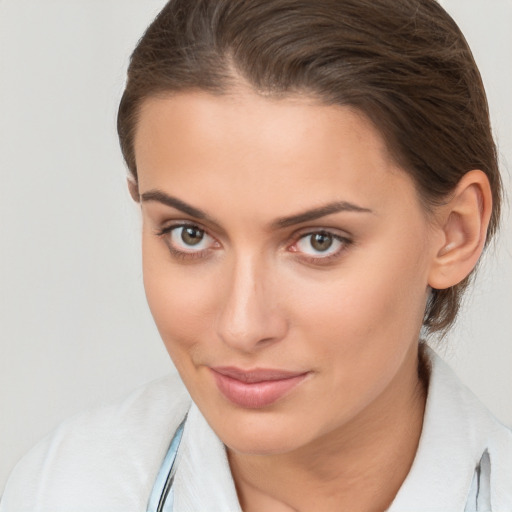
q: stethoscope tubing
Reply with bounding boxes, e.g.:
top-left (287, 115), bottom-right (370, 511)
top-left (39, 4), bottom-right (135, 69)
top-left (147, 415), bottom-right (187, 512)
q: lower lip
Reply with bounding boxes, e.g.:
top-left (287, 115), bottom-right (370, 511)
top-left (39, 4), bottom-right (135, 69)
top-left (210, 370), bottom-right (308, 409)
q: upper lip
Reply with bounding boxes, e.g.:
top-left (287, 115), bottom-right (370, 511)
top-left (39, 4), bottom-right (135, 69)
top-left (210, 366), bottom-right (308, 383)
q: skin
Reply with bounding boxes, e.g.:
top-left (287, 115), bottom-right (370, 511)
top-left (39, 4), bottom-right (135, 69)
top-left (133, 89), bottom-right (491, 512)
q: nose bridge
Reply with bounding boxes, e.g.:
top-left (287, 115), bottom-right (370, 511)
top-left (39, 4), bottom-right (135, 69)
top-left (216, 249), bottom-right (286, 352)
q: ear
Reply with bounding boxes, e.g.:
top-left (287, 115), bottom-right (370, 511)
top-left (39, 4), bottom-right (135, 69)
top-left (127, 177), bottom-right (140, 203)
top-left (428, 170), bottom-right (493, 290)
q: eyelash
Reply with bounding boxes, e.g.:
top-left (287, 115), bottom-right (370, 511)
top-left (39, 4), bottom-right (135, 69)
top-left (155, 223), bottom-right (352, 264)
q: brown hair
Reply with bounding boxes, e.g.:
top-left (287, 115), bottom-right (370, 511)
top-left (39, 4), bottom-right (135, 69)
top-left (117, 0), bottom-right (502, 334)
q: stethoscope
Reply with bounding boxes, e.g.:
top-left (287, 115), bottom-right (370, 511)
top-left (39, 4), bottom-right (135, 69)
top-left (146, 415), bottom-right (187, 512)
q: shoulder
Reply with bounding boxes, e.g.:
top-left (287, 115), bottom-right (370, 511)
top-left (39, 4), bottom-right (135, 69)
top-left (0, 373), bottom-right (191, 512)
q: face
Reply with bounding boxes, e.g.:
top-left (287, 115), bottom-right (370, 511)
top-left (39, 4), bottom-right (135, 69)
top-left (134, 90), bottom-right (435, 455)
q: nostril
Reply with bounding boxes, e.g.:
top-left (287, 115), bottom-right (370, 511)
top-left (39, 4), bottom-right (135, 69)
top-left (216, 310), bottom-right (288, 352)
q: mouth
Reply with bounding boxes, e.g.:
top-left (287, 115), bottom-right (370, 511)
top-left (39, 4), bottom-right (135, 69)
top-left (209, 366), bottom-right (310, 409)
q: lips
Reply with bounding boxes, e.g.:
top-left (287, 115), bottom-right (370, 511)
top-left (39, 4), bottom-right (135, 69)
top-left (210, 366), bottom-right (309, 409)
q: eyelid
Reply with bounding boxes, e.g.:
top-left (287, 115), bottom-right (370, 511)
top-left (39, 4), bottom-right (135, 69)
top-left (287, 226), bottom-right (353, 244)
top-left (144, 202), bottom-right (228, 240)
top-left (156, 219), bottom-right (217, 238)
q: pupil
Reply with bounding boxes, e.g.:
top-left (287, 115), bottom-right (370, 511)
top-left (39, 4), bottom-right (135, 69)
top-left (181, 227), bottom-right (203, 246)
top-left (311, 233), bottom-right (332, 252)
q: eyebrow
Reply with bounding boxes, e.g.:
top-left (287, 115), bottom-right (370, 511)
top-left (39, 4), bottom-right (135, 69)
top-left (141, 190), bottom-right (215, 222)
top-left (140, 189), bottom-right (373, 229)
top-left (272, 201), bottom-right (373, 229)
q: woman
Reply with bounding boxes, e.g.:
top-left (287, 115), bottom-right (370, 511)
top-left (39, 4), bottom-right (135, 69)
top-left (1, 0), bottom-right (511, 511)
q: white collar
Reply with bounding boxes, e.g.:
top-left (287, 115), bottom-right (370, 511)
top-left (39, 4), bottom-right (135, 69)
top-left (173, 403), bottom-right (242, 512)
top-left (389, 347), bottom-right (506, 511)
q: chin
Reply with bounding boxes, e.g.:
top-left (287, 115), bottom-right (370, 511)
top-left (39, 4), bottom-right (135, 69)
top-left (212, 410), bottom-right (314, 456)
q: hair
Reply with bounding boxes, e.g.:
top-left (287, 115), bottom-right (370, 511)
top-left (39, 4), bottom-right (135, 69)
top-left (117, 0), bottom-right (502, 335)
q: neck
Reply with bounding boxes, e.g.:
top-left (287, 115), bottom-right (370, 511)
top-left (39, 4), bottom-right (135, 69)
top-left (228, 344), bottom-right (428, 512)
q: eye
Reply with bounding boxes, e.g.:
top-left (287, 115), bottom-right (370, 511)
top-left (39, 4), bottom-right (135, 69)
top-left (171, 226), bottom-right (208, 249)
top-left (291, 230), bottom-right (350, 261)
top-left (157, 223), bottom-right (219, 258)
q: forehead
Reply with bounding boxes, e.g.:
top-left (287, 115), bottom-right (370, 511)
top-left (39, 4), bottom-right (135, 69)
top-left (134, 90), bottom-right (419, 219)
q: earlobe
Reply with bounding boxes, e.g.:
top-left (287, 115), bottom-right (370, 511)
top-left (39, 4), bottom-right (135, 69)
top-left (127, 177), bottom-right (141, 203)
top-left (428, 170), bottom-right (492, 290)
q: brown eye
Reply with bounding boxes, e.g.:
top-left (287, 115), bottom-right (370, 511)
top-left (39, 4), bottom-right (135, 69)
top-left (181, 226), bottom-right (204, 246)
top-left (163, 224), bottom-right (216, 255)
top-left (294, 230), bottom-right (348, 261)
top-left (310, 232), bottom-right (333, 252)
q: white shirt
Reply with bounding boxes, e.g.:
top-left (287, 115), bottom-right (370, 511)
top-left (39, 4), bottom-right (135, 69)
top-left (1, 349), bottom-right (511, 511)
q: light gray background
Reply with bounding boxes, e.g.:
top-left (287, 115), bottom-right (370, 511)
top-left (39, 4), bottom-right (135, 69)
top-left (1, 0), bottom-right (511, 494)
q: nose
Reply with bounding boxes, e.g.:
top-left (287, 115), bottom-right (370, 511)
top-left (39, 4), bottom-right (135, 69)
top-left (216, 253), bottom-right (288, 353)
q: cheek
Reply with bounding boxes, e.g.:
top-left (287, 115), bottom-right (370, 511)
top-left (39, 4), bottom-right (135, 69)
top-left (142, 236), bottom-right (218, 360)
top-left (288, 238), bottom-right (429, 378)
